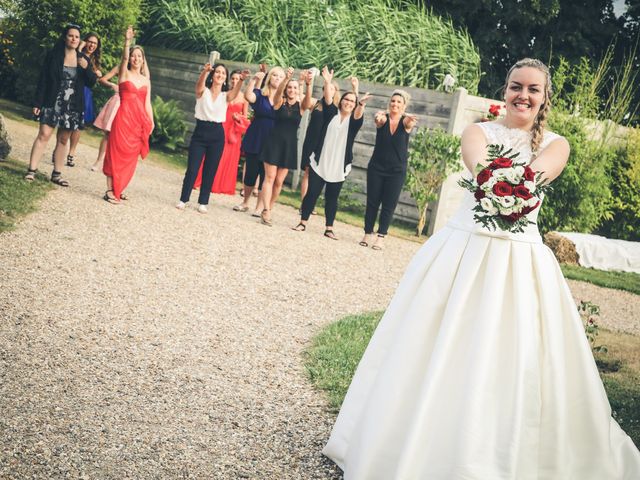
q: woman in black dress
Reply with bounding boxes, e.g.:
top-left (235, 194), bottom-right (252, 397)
top-left (26, 24), bottom-right (97, 186)
top-left (361, 90), bottom-right (417, 250)
top-left (258, 67), bottom-right (312, 225)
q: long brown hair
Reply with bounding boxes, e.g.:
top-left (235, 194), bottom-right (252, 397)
top-left (502, 58), bottom-right (552, 156)
top-left (81, 32), bottom-right (101, 72)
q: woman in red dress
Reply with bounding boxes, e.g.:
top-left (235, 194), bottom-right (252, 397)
top-left (103, 26), bottom-right (153, 203)
top-left (194, 69), bottom-right (249, 195)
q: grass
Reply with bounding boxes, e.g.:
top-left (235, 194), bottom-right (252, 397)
top-left (0, 158), bottom-right (53, 233)
top-left (305, 310), bottom-right (640, 448)
top-left (561, 264), bottom-right (640, 296)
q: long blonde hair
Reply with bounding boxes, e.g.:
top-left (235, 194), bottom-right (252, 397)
top-left (128, 45), bottom-right (149, 77)
top-left (261, 66), bottom-right (284, 97)
top-left (502, 58), bottom-right (552, 156)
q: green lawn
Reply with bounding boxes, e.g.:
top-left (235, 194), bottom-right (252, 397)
top-left (305, 310), bottom-right (640, 447)
top-left (0, 158), bottom-right (53, 233)
top-left (561, 264), bottom-right (640, 296)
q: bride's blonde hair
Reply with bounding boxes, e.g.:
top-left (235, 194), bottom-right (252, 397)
top-left (502, 58), bottom-right (552, 157)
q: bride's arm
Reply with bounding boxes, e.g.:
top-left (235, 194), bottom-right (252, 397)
top-left (460, 124), bottom-right (488, 173)
top-left (529, 137), bottom-right (570, 184)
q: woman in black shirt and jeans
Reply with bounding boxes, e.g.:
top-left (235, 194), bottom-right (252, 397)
top-left (26, 24), bottom-right (97, 186)
top-left (361, 90), bottom-right (417, 250)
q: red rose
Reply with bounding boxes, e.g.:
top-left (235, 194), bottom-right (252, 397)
top-left (524, 166), bottom-right (535, 181)
top-left (477, 168), bottom-right (493, 185)
top-left (514, 185), bottom-right (533, 200)
top-left (474, 188), bottom-right (485, 200)
top-left (492, 181), bottom-right (513, 197)
top-left (489, 157), bottom-right (513, 169)
top-left (522, 200), bottom-right (541, 214)
top-left (500, 212), bottom-right (524, 223)
top-left (489, 104), bottom-right (501, 116)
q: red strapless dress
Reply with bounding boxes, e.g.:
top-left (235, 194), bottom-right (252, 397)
top-left (194, 101), bottom-right (249, 195)
top-left (103, 81), bottom-right (152, 199)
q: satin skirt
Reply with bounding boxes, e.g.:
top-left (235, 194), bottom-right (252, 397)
top-left (323, 224), bottom-right (640, 479)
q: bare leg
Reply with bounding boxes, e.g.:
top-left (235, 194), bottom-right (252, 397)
top-left (28, 124), bottom-right (55, 171)
top-left (68, 129), bottom-right (81, 164)
top-left (259, 163), bottom-right (278, 222)
top-left (53, 129), bottom-right (72, 173)
top-left (92, 133), bottom-right (108, 171)
top-left (270, 167), bottom-right (289, 210)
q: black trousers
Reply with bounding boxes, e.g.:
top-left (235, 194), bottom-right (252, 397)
top-left (180, 120), bottom-right (225, 205)
top-left (243, 153), bottom-right (265, 189)
top-left (301, 167), bottom-right (344, 226)
top-left (364, 168), bottom-right (406, 235)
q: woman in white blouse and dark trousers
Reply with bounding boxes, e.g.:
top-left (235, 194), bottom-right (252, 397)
top-left (292, 67), bottom-right (371, 239)
top-left (177, 63), bottom-right (247, 213)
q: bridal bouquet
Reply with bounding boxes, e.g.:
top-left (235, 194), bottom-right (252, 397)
top-left (458, 144), bottom-right (551, 233)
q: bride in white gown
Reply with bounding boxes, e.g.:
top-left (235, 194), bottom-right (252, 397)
top-left (322, 59), bottom-right (640, 479)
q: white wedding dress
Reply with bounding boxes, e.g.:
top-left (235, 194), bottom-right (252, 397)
top-left (323, 122), bottom-right (640, 479)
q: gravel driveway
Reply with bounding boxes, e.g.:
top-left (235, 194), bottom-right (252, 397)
top-left (1, 115), bottom-right (638, 479)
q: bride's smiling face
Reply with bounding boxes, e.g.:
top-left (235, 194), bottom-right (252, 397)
top-left (504, 66), bottom-right (546, 126)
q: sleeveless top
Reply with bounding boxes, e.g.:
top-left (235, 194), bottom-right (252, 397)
top-left (368, 114), bottom-right (410, 175)
top-left (447, 121), bottom-right (563, 244)
top-left (242, 89), bottom-right (277, 155)
top-left (195, 89), bottom-right (227, 122)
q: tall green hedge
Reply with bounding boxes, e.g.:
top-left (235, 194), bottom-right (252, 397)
top-left (142, 0), bottom-right (482, 93)
top-left (0, 0), bottom-right (143, 107)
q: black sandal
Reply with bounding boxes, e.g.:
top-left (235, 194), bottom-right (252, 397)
top-left (66, 155), bottom-right (75, 167)
top-left (24, 168), bottom-right (37, 182)
top-left (103, 190), bottom-right (120, 204)
top-left (291, 223), bottom-right (306, 232)
top-left (324, 229), bottom-right (338, 240)
top-left (50, 171), bottom-right (69, 187)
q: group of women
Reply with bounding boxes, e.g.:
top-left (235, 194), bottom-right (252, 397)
top-left (29, 24), bottom-right (419, 248)
top-left (27, 23), bottom-right (153, 203)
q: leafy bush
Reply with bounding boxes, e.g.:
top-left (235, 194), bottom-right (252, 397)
top-left (150, 96), bottom-right (187, 151)
top-left (538, 113), bottom-right (613, 234)
top-left (0, 0), bottom-right (143, 106)
top-left (598, 128), bottom-right (640, 241)
top-left (142, 0), bottom-right (481, 93)
top-left (406, 128), bottom-right (462, 235)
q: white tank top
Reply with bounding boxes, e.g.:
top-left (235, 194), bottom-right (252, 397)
top-left (194, 89), bottom-right (227, 122)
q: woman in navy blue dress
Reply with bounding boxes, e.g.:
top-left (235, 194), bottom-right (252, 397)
top-left (233, 67), bottom-right (285, 215)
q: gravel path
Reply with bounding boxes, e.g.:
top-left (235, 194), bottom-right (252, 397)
top-left (1, 116), bottom-right (638, 479)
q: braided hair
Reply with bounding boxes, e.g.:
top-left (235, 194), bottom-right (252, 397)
top-left (502, 58), bottom-right (552, 157)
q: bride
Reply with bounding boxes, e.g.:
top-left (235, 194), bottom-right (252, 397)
top-left (322, 58), bottom-right (640, 479)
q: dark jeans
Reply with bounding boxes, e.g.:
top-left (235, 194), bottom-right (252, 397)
top-left (243, 153), bottom-right (265, 189)
top-left (180, 120), bottom-right (225, 205)
top-left (301, 168), bottom-right (344, 226)
top-left (364, 168), bottom-right (406, 235)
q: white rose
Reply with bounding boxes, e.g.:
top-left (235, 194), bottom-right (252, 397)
top-left (524, 180), bottom-right (536, 192)
top-left (505, 170), bottom-right (521, 184)
top-left (513, 165), bottom-right (525, 177)
top-left (527, 196), bottom-right (540, 207)
top-left (492, 168), bottom-right (507, 180)
top-left (483, 176), bottom-right (497, 191)
top-left (499, 206), bottom-right (514, 215)
top-left (498, 195), bottom-right (515, 208)
top-left (480, 197), bottom-right (494, 212)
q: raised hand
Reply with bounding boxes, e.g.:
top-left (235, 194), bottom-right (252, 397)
top-left (374, 110), bottom-right (386, 124)
top-left (125, 25), bottom-right (135, 42)
top-left (285, 66), bottom-right (294, 79)
top-left (359, 92), bottom-right (373, 105)
top-left (304, 69), bottom-right (314, 85)
top-left (350, 76), bottom-right (359, 92)
top-left (321, 66), bottom-right (334, 83)
top-left (404, 113), bottom-right (419, 130)
top-left (259, 63), bottom-right (268, 74)
top-left (202, 63), bottom-right (213, 73)
top-left (254, 71), bottom-right (266, 83)
top-left (240, 69), bottom-right (251, 81)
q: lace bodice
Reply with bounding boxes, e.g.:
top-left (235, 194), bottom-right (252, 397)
top-left (447, 121), bottom-right (563, 243)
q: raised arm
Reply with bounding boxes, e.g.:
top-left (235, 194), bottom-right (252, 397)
top-left (245, 71), bottom-right (264, 104)
top-left (227, 69), bottom-right (250, 103)
top-left (321, 66), bottom-right (334, 105)
top-left (354, 92), bottom-right (371, 120)
top-left (301, 69), bottom-right (314, 111)
top-left (273, 66), bottom-right (293, 110)
top-left (195, 63), bottom-right (212, 98)
top-left (350, 76), bottom-right (360, 97)
top-left (118, 26), bottom-right (134, 81)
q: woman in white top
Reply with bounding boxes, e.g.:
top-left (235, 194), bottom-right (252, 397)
top-left (292, 67), bottom-right (371, 239)
top-left (176, 62), bottom-right (248, 213)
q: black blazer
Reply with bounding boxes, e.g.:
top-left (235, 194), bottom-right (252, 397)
top-left (34, 48), bottom-right (97, 111)
top-left (313, 97), bottom-right (364, 173)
